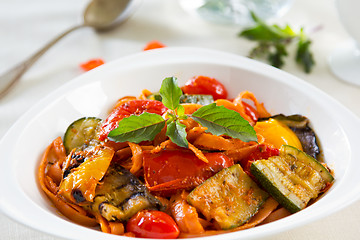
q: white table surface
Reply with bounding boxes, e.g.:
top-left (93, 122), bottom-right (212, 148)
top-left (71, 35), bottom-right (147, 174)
top-left (1, 0), bottom-right (360, 239)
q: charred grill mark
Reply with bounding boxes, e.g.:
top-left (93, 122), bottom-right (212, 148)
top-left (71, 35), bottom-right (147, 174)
top-left (72, 189), bottom-right (86, 203)
top-left (117, 192), bottom-right (146, 209)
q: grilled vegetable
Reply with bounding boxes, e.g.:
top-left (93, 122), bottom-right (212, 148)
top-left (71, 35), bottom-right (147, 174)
top-left (254, 118), bottom-right (303, 150)
top-left (251, 145), bottom-right (334, 213)
top-left (58, 146), bottom-right (114, 204)
top-left (148, 93), bottom-right (214, 105)
top-left (90, 165), bottom-right (164, 222)
top-left (187, 164), bottom-right (268, 230)
top-left (63, 117), bottom-right (102, 154)
top-left (259, 114), bottom-right (320, 159)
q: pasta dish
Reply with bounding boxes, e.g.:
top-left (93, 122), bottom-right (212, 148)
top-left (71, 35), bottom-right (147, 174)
top-left (38, 75), bottom-right (333, 238)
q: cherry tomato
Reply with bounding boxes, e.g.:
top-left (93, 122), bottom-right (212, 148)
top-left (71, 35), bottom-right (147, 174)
top-left (181, 76), bottom-right (228, 100)
top-left (143, 40), bottom-right (166, 51)
top-left (240, 144), bottom-right (279, 175)
top-left (79, 58), bottom-right (105, 71)
top-left (143, 150), bottom-right (233, 195)
top-left (99, 99), bottom-right (168, 140)
top-left (242, 101), bottom-right (259, 123)
top-left (126, 210), bottom-right (180, 239)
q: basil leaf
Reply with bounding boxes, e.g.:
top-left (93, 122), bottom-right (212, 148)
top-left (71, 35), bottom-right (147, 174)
top-left (108, 112), bottom-right (165, 143)
top-left (192, 103), bottom-right (257, 142)
top-left (166, 119), bottom-right (189, 148)
top-left (160, 77), bottom-right (182, 110)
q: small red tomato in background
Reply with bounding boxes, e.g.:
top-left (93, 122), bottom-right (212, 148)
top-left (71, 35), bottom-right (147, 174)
top-left (181, 75), bottom-right (228, 100)
top-left (143, 40), bottom-right (166, 51)
top-left (126, 210), bottom-right (180, 239)
top-left (79, 58), bottom-right (105, 71)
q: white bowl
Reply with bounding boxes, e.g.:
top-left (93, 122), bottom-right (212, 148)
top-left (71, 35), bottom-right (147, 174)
top-left (1, 47), bottom-right (360, 240)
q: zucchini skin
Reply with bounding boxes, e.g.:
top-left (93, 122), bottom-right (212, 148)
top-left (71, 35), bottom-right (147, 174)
top-left (250, 163), bottom-right (302, 213)
top-left (63, 117), bottom-right (102, 154)
top-left (187, 164), bottom-right (268, 229)
top-left (251, 145), bottom-right (334, 213)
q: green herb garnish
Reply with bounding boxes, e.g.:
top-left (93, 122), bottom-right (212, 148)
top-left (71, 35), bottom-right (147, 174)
top-left (108, 77), bottom-right (257, 147)
top-left (239, 12), bottom-right (315, 73)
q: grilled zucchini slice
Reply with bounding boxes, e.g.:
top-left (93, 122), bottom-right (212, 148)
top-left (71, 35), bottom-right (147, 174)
top-left (63, 117), bottom-right (102, 154)
top-left (187, 164), bottom-right (268, 230)
top-left (251, 145), bottom-right (334, 213)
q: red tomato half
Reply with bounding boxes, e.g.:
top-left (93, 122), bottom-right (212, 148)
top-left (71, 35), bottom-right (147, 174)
top-left (240, 144), bottom-right (279, 175)
top-left (99, 99), bottom-right (168, 140)
top-left (242, 101), bottom-right (260, 123)
top-left (181, 75), bottom-right (228, 100)
top-left (126, 210), bottom-right (180, 239)
top-left (143, 150), bottom-right (233, 195)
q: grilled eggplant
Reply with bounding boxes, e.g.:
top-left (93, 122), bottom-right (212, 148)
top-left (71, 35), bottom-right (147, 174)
top-left (90, 165), bottom-right (164, 222)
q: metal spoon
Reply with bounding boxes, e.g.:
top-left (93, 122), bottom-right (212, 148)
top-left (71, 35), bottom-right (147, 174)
top-left (0, 0), bottom-right (140, 100)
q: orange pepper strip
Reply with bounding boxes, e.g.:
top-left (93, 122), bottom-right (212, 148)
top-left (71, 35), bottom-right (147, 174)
top-left (38, 138), bottom-right (97, 227)
top-left (215, 99), bottom-right (254, 124)
top-left (179, 197), bottom-right (279, 238)
top-left (188, 142), bottom-right (208, 163)
top-left (193, 133), bottom-right (256, 151)
top-left (128, 142), bottom-right (143, 174)
top-left (233, 91), bottom-right (271, 119)
top-left (94, 212), bottom-right (111, 233)
top-left (169, 191), bottom-right (205, 234)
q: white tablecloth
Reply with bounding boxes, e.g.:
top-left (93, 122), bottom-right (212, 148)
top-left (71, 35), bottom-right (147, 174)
top-left (1, 0), bottom-right (360, 239)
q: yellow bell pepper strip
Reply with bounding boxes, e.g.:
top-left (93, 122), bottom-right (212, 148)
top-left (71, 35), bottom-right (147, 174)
top-left (254, 118), bottom-right (303, 150)
top-left (58, 146), bottom-right (114, 204)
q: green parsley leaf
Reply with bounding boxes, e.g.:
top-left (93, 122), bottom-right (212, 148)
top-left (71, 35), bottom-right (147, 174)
top-left (108, 112), bottom-right (165, 143)
top-left (160, 77), bottom-right (182, 110)
top-left (296, 29), bottom-right (315, 73)
top-left (191, 103), bottom-right (258, 142)
top-left (166, 119), bottom-right (189, 148)
top-left (239, 12), bottom-right (315, 73)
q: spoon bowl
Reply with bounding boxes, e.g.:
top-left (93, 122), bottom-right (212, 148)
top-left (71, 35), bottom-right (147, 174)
top-left (0, 0), bottom-right (141, 100)
top-left (84, 0), bottom-right (141, 31)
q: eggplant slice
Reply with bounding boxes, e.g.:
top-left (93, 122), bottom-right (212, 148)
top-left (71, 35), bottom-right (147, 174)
top-left (259, 114), bottom-right (320, 159)
top-left (90, 164), bottom-right (164, 222)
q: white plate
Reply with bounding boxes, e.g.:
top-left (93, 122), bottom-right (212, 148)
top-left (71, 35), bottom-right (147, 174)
top-left (1, 47), bottom-right (360, 240)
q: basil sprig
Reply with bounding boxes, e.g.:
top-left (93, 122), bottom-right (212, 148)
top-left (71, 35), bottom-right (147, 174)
top-left (108, 77), bottom-right (257, 147)
top-left (239, 12), bottom-right (315, 73)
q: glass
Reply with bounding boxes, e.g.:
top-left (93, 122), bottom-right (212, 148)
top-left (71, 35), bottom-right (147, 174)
top-left (179, 0), bottom-right (294, 26)
top-left (328, 0), bottom-right (360, 86)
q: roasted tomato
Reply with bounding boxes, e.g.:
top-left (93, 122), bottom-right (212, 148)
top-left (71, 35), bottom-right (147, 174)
top-left (126, 210), bottom-right (180, 239)
top-left (99, 99), bottom-right (167, 141)
top-left (181, 76), bottom-right (228, 100)
top-left (239, 144), bottom-right (279, 175)
top-left (242, 101), bottom-right (260, 123)
top-left (143, 150), bottom-right (233, 196)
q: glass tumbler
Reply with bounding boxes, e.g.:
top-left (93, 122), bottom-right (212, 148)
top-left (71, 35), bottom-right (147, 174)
top-left (179, 0), bottom-right (294, 26)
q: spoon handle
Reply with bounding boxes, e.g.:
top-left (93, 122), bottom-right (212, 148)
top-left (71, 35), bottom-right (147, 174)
top-left (0, 24), bottom-right (85, 100)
